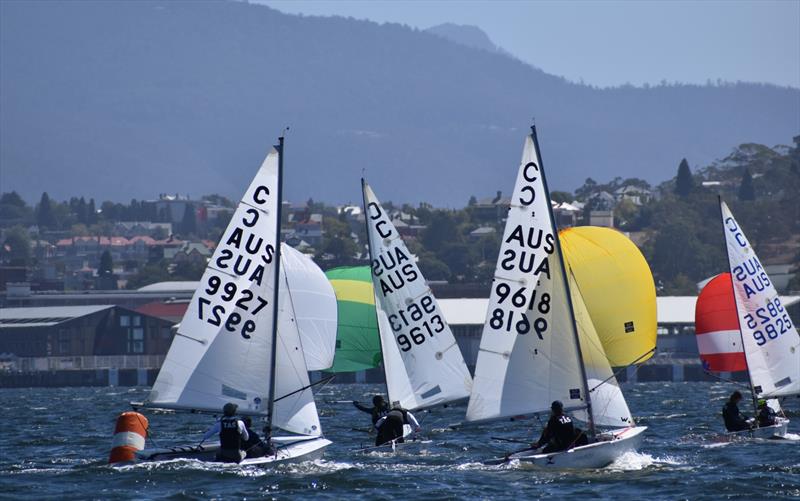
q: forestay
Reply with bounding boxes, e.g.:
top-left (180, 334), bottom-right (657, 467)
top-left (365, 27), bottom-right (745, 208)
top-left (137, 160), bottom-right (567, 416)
top-left (146, 147), bottom-right (321, 436)
top-left (281, 244), bottom-right (338, 371)
top-left (466, 133), bottom-right (586, 423)
top-left (569, 270), bottom-right (633, 428)
top-left (363, 181), bottom-right (472, 410)
top-left (721, 201), bottom-right (800, 399)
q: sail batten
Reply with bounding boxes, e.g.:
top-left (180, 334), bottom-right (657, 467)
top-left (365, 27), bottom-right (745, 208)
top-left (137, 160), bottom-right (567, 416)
top-left (362, 181), bottom-right (473, 410)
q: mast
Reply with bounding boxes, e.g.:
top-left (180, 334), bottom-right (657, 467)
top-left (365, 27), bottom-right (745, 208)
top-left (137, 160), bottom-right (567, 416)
top-left (360, 178), bottom-right (391, 403)
top-left (266, 135), bottom-right (285, 434)
top-left (531, 125), bottom-right (595, 438)
top-left (717, 196), bottom-right (759, 415)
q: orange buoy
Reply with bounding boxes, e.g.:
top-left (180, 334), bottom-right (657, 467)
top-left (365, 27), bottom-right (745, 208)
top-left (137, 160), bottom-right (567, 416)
top-left (108, 411), bottom-right (149, 464)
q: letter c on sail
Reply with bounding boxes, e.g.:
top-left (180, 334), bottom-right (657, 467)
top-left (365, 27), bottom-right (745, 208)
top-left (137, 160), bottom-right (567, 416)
top-left (242, 208), bottom-right (259, 228)
top-left (253, 185), bottom-right (270, 204)
top-left (368, 201), bottom-right (382, 220)
top-left (519, 186), bottom-right (535, 206)
top-left (523, 162), bottom-right (539, 181)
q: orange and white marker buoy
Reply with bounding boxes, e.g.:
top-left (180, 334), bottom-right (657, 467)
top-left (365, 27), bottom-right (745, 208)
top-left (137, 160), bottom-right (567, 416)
top-left (108, 411), bottom-right (149, 464)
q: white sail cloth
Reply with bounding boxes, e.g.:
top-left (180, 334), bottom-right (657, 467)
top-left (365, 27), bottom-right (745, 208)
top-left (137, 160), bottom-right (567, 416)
top-left (466, 134), bottom-right (587, 423)
top-left (363, 182), bottom-right (473, 410)
top-left (147, 147), bottom-right (321, 436)
top-left (721, 201), bottom-right (800, 400)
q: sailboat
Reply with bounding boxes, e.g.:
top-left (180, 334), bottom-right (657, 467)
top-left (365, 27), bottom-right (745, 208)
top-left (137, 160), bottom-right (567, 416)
top-left (704, 199), bottom-right (799, 439)
top-left (466, 127), bottom-right (646, 468)
top-left (130, 137), bottom-right (333, 465)
top-left (361, 179), bottom-right (473, 417)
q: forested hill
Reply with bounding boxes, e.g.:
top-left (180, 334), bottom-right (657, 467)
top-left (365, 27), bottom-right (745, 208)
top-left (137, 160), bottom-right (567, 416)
top-left (1, 0), bottom-right (798, 206)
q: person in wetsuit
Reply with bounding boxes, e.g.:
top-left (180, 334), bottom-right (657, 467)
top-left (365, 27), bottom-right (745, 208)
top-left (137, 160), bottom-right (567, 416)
top-left (722, 391), bottom-right (752, 432)
top-left (756, 399), bottom-right (777, 427)
top-left (353, 395), bottom-right (389, 426)
top-left (241, 416), bottom-right (275, 458)
top-left (201, 402), bottom-right (249, 463)
top-left (531, 400), bottom-right (586, 453)
top-left (374, 407), bottom-right (421, 446)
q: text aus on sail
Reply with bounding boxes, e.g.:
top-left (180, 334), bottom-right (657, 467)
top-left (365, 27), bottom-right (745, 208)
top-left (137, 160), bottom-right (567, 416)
top-left (491, 160), bottom-right (555, 341)
top-left (197, 185), bottom-right (276, 340)
top-left (367, 200), bottom-right (447, 354)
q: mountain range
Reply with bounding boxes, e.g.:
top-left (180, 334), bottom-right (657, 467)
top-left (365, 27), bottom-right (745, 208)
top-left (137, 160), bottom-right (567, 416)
top-left (1, 0), bottom-right (798, 207)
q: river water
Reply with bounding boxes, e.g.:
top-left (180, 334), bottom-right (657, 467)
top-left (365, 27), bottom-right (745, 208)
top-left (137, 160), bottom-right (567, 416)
top-left (1, 382), bottom-right (798, 500)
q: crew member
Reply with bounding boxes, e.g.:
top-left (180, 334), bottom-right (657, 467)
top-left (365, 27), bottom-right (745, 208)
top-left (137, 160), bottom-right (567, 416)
top-left (531, 400), bottom-right (585, 453)
top-left (722, 391), bottom-right (751, 432)
top-left (201, 402), bottom-right (249, 463)
top-left (241, 416), bottom-right (274, 458)
top-left (353, 395), bottom-right (390, 425)
top-left (756, 399), bottom-right (777, 427)
top-left (374, 407), bottom-right (421, 446)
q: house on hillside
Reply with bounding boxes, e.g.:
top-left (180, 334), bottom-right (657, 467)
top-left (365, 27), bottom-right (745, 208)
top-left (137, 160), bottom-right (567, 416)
top-left (471, 191), bottom-right (511, 224)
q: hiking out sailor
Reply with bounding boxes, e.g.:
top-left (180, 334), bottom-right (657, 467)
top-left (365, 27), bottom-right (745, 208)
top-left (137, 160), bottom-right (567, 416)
top-left (241, 416), bottom-right (274, 458)
top-left (722, 391), bottom-right (752, 432)
top-left (756, 399), bottom-right (777, 428)
top-left (374, 407), bottom-right (421, 446)
top-left (353, 395), bottom-right (390, 425)
top-left (531, 400), bottom-right (587, 453)
top-left (200, 402), bottom-right (249, 463)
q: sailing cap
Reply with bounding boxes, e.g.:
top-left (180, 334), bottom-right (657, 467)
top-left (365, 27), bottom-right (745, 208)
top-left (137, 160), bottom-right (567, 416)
top-left (551, 400), bottom-right (563, 411)
top-left (223, 402), bottom-right (238, 416)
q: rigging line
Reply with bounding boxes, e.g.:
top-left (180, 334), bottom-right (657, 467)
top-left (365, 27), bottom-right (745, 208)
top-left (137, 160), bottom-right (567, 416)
top-left (701, 369), bottom-right (753, 391)
top-left (588, 347), bottom-right (656, 393)
top-left (273, 374), bottom-right (336, 403)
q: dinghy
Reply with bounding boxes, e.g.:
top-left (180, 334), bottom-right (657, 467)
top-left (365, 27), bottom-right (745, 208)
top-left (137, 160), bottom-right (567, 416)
top-left (466, 126), bottom-right (647, 468)
top-left (695, 200), bottom-right (800, 439)
top-left (124, 136), bottom-right (333, 465)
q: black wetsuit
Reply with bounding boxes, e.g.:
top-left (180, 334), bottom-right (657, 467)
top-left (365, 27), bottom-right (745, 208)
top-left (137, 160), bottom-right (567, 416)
top-left (375, 408), bottom-right (414, 446)
top-left (535, 414), bottom-right (578, 453)
top-left (722, 401), bottom-right (750, 432)
top-left (242, 426), bottom-right (269, 458)
top-left (757, 405), bottom-right (777, 427)
top-left (353, 401), bottom-right (389, 425)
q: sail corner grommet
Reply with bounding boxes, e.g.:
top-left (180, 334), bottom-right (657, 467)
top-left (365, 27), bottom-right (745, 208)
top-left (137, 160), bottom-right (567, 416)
top-left (435, 351), bottom-right (443, 360)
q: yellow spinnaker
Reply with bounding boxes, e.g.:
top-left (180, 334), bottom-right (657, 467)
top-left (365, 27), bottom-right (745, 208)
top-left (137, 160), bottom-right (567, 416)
top-left (560, 226), bottom-right (657, 367)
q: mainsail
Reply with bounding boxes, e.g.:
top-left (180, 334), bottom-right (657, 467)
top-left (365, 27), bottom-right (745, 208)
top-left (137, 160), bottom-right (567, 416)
top-left (695, 273), bottom-right (748, 372)
top-left (466, 130), bottom-right (589, 424)
top-left (146, 145), bottom-right (322, 436)
top-left (362, 181), bottom-right (473, 410)
top-left (325, 266), bottom-right (382, 373)
top-left (559, 226), bottom-right (657, 367)
top-left (720, 200), bottom-right (800, 399)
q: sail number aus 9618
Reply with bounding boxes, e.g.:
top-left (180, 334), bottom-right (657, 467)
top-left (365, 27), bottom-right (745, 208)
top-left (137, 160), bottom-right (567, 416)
top-left (388, 295), bottom-right (445, 352)
top-left (489, 283), bottom-right (550, 339)
top-left (743, 297), bottom-right (793, 346)
top-left (197, 274), bottom-right (268, 339)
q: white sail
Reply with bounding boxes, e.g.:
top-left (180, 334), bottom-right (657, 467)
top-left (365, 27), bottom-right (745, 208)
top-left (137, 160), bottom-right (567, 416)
top-left (466, 133), bottom-right (587, 423)
top-left (281, 244), bottom-right (338, 371)
top-left (147, 146), bottom-right (322, 435)
top-left (569, 270), bottom-right (633, 428)
top-left (721, 201), bottom-right (800, 400)
top-left (363, 182), bottom-right (473, 410)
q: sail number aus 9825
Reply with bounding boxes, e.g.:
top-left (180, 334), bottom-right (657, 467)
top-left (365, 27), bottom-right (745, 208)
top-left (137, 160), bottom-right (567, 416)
top-left (197, 274), bottom-right (268, 339)
top-left (743, 297), bottom-right (793, 346)
top-left (388, 295), bottom-right (445, 352)
top-left (489, 283), bottom-right (550, 339)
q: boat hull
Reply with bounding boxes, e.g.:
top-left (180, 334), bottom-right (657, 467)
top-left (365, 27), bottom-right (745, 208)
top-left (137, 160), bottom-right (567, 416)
top-left (726, 418), bottom-right (789, 440)
top-left (135, 436), bottom-right (331, 466)
top-left (503, 426), bottom-right (646, 469)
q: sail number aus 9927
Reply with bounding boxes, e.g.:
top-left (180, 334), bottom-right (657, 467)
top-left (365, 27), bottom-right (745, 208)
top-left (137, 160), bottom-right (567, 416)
top-left (388, 295), bottom-right (445, 352)
top-left (197, 274), bottom-right (268, 339)
top-left (489, 282), bottom-right (550, 339)
top-left (743, 297), bottom-right (793, 346)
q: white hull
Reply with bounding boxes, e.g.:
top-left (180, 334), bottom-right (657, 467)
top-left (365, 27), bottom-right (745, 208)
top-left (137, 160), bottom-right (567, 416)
top-left (497, 426), bottom-right (646, 469)
top-left (135, 435), bottom-right (331, 465)
top-left (726, 418), bottom-right (789, 440)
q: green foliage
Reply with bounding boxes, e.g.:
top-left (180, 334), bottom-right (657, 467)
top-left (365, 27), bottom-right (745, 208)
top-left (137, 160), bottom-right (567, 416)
top-left (36, 192), bottom-right (56, 229)
top-left (2, 225), bottom-right (32, 266)
top-left (737, 168), bottom-right (756, 201)
top-left (550, 191), bottom-right (573, 204)
top-left (674, 159), bottom-right (693, 197)
top-left (0, 191), bottom-right (33, 224)
top-left (98, 250), bottom-right (113, 277)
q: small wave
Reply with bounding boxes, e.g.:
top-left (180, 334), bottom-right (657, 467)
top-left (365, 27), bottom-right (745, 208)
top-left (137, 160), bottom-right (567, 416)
top-left (781, 433), bottom-right (800, 441)
top-left (607, 451), bottom-right (684, 471)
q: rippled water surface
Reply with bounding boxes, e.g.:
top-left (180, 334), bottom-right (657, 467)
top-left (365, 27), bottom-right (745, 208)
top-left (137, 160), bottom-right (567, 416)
top-left (1, 382), bottom-right (799, 500)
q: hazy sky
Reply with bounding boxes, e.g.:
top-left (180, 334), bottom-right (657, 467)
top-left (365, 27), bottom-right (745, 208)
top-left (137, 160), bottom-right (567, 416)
top-left (259, 0), bottom-right (800, 89)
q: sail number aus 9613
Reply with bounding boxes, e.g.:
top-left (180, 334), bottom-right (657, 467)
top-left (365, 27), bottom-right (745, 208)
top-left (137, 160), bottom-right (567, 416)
top-left (197, 274), bottom-right (268, 339)
top-left (388, 295), bottom-right (445, 352)
top-left (743, 297), bottom-right (793, 346)
top-left (489, 282), bottom-right (550, 339)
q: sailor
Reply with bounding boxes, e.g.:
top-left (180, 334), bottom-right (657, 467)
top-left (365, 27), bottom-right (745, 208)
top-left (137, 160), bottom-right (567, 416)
top-left (756, 399), bottom-right (777, 428)
top-left (353, 395), bottom-right (390, 425)
top-left (201, 402), bottom-right (249, 463)
top-left (374, 407), bottom-right (421, 446)
top-left (241, 416), bottom-right (274, 458)
top-left (531, 400), bottom-right (584, 453)
top-left (722, 391), bottom-right (752, 432)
